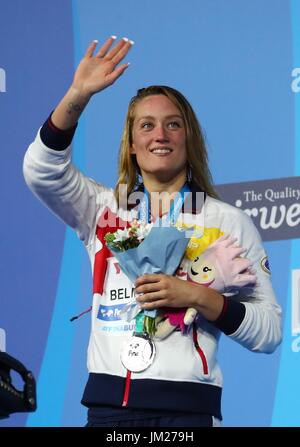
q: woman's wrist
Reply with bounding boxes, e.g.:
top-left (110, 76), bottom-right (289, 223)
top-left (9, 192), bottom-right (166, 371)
top-left (51, 85), bottom-right (91, 131)
top-left (69, 84), bottom-right (93, 104)
top-left (192, 285), bottom-right (225, 322)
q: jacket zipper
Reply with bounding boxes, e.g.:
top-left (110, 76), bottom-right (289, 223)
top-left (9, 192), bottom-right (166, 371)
top-left (193, 323), bottom-right (209, 375)
top-left (122, 324), bottom-right (209, 407)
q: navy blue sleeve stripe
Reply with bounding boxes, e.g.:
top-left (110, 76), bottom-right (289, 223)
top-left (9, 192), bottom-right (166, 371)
top-left (212, 296), bottom-right (246, 335)
top-left (40, 113), bottom-right (78, 151)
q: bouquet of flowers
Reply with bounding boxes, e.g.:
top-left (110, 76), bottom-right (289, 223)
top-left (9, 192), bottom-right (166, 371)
top-left (104, 219), bottom-right (190, 336)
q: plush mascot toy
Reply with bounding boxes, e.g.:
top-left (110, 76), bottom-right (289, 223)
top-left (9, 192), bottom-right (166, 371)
top-left (154, 234), bottom-right (257, 339)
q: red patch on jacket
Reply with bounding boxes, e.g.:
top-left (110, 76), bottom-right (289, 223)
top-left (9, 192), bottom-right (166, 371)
top-left (93, 207), bottom-right (129, 294)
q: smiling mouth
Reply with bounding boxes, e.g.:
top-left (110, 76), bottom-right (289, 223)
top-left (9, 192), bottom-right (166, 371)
top-left (150, 147), bottom-right (173, 154)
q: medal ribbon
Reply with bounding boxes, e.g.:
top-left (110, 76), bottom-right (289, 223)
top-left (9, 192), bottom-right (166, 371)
top-left (136, 183), bottom-right (191, 333)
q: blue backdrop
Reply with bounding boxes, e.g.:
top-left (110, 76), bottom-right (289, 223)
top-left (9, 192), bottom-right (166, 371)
top-left (0, 0), bottom-right (299, 427)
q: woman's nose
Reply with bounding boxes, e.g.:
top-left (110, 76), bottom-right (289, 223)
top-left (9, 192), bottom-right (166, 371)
top-left (154, 125), bottom-right (169, 143)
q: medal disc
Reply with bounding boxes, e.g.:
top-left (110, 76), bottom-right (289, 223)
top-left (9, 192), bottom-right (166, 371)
top-left (121, 332), bottom-right (156, 372)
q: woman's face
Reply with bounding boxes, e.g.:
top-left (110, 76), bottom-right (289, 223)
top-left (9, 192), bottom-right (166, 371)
top-left (130, 95), bottom-right (187, 183)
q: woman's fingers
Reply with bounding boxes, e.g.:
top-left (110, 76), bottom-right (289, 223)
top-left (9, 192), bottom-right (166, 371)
top-left (135, 274), bottom-right (162, 287)
top-left (85, 40), bottom-right (99, 58)
top-left (110, 39), bottom-right (134, 64)
top-left (135, 280), bottom-right (162, 295)
top-left (106, 63), bottom-right (130, 84)
top-left (97, 36), bottom-right (133, 60)
top-left (86, 35), bottom-right (134, 62)
top-left (96, 36), bottom-right (128, 60)
top-left (140, 297), bottom-right (168, 309)
top-left (95, 35), bottom-right (117, 58)
top-left (137, 291), bottom-right (163, 303)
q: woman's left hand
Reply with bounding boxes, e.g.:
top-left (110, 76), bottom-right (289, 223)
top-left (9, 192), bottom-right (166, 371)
top-left (135, 274), bottom-right (199, 309)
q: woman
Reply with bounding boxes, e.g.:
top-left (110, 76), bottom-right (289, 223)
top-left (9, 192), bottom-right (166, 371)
top-left (23, 36), bottom-right (282, 427)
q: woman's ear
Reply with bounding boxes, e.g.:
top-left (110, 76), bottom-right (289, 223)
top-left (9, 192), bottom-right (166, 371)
top-left (129, 144), bottom-right (136, 154)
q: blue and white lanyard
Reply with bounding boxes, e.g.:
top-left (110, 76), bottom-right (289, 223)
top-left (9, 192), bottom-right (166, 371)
top-left (136, 182), bottom-right (191, 321)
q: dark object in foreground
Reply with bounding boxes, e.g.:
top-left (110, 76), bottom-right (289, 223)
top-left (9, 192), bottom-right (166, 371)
top-left (0, 351), bottom-right (37, 419)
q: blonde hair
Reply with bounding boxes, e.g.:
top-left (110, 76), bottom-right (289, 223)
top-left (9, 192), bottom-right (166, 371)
top-left (115, 85), bottom-right (218, 204)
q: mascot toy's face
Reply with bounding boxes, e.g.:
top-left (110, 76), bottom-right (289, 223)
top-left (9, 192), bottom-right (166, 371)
top-left (187, 256), bottom-right (217, 287)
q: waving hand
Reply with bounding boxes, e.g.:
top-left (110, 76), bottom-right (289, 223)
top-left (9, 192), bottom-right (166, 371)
top-left (51, 36), bottom-right (134, 130)
top-left (73, 36), bottom-right (133, 96)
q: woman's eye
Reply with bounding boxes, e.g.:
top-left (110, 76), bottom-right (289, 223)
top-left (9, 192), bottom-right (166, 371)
top-left (141, 122), bottom-right (153, 129)
top-left (168, 121), bottom-right (180, 128)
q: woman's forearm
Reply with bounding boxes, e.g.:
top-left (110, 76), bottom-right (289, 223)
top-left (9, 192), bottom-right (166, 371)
top-left (51, 85), bottom-right (91, 130)
top-left (192, 286), bottom-right (225, 322)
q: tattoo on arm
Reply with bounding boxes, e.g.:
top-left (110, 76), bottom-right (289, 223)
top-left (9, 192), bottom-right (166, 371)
top-left (67, 102), bottom-right (83, 115)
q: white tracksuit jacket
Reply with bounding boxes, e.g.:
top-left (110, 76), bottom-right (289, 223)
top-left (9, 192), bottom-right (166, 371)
top-left (23, 129), bottom-right (282, 419)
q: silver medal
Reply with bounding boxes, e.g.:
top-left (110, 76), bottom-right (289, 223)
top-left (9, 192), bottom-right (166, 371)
top-left (121, 332), bottom-right (156, 372)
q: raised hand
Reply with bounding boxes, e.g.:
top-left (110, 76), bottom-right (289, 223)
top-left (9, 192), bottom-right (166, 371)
top-left (51, 35), bottom-right (134, 130)
top-left (72, 36), bottom-right (134, 97)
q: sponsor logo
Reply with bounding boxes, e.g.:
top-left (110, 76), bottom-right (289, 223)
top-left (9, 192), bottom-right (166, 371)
top-left (260, 256), bottom-right (271, 274)
top-left (292, 269), bottom-right (300, 352)
top-left (216, 177), bottom-right (300, 241)
top-left (0, 327), bottom-right (6, 351)
top-left (0, 68), bottom-right (6, 93)
top-left (291, 67), bottom-right (300, 93)
top-left (98, 304), bottom-right (125, 321)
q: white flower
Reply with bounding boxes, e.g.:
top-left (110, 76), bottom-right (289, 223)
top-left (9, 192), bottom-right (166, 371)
top-left (114, 228), bottom-right (130, 242)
